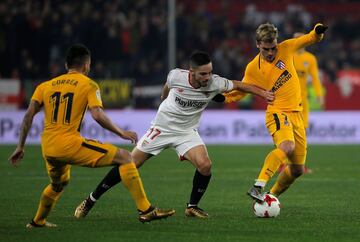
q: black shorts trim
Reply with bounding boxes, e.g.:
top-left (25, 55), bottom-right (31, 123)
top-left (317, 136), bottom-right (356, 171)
top-left (273, 114), bottom-right (280, 131)
top-left (81, 141), bottom-right (108, 153)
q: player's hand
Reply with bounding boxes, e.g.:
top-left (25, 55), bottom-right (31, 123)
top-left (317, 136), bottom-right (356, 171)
top-left (263, 90), bottom-right (275, 104)
top-left (120, 130), bottom-right (138, 144)
top-left (315, 24), bottom-right (328, 34)
top-left (212, 94), bottom-right (225, 103)
top-left (8, 147), bottom-right (24, 167)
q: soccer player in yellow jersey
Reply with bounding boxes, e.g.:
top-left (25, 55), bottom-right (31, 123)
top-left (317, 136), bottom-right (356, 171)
top-left (8, 44), bottom-right (174, 227)
top-left (222, 23), bottom-right (327, 201)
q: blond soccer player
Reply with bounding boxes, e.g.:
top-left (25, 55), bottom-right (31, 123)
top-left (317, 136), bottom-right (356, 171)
top-left (222, 23), bottom-right (327, 201)
top-left (8, 44), bottom-right (175, 227)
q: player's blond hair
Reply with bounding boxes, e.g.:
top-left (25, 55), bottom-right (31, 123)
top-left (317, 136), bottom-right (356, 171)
top-left (256, 23), bottom-right (278, 43)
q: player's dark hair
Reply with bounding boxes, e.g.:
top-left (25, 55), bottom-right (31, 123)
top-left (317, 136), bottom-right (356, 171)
top-left (189, 51), bottom-right (211, 68)
top-left (66, 44), bottom-right (91, 68)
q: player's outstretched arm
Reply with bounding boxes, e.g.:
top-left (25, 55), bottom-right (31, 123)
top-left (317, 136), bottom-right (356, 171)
top-left (291, 23), bottom-right (328, 51)
top-left (8, 100), bottom-right (42, 166)
top-left (89, 106), bottom-right (138, 143)
top-left (212, 91), bottom-right (247, 103)
top-left (232, 81), bottom-right (274, 104)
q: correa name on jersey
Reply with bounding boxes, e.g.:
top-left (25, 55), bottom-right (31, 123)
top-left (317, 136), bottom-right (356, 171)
top-left (271, 70), bottom-right (292, 92)
top-left (52, 79), bottom-right (78, 86)
top-left (174, 96), bottom-right (207, 109)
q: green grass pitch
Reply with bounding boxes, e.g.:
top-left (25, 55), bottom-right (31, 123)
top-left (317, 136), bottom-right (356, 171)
top-left (1, 144), bottom-right (359, 242)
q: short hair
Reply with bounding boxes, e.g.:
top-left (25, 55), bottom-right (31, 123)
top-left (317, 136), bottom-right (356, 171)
top-left (256, 23), bottom-right (278, 43)
top-left (189, 51), bottom-right (211, 68)
top-left (66, 44), bottom-right (91, 68)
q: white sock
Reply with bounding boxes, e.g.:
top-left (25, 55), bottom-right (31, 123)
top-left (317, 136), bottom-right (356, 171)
top-left (254, 180), bottom-right (266, 188)
top-left (89, 193), bottom-right (97, 202)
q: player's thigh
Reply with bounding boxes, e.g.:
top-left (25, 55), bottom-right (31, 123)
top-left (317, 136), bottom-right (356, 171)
top-left (131, 147), bottom-right (153, 168)
top-left (135, 126), bottom-right (172, 156)
top-left (70, 139), bottom-right (118, 167)
top-left (266, 112), bottom-right (295, 146)
top-left (175, 131), bottom-right (209, 165)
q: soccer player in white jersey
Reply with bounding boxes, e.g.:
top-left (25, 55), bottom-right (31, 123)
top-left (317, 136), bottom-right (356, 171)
top-left (74, 51), bottom-right (274, 219)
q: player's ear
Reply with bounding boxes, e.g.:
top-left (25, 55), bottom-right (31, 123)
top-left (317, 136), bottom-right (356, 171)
top-left (189, 68), bottom-right (195, 76)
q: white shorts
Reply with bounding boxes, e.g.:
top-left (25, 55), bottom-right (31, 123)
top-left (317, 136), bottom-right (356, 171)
top-left (136, 126), bottom-right (204, 158)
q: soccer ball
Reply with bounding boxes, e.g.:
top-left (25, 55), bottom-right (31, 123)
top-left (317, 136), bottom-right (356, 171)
top-left (253, 194), bottom-right (281, 218)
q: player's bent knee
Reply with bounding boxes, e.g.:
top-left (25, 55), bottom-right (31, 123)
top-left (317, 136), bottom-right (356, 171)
top-left (290, 167), bottom-right (304, 178)
top-left (113, 148), bottom-right (132, 165)
top-left (51, 180), bottom-right (69, 192)
top-left (197, 160), bottom-right (212, 176)
top-left (279, 141), bottom-right (295, 157)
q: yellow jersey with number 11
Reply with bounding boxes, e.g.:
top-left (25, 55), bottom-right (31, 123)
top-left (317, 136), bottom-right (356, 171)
top-left (31, 72), bottom-right (103, 156)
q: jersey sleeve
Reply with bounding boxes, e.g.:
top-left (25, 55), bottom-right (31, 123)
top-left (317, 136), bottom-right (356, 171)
top-left (308, 54), bottom-right (323, 97)
top-left (212, 74), bottom-right (234, 92)
top-left (243, 62), bottom-right (258, 85)
top-left (87, 81), bottom-right (103, 108)
top-left (31, 83), bottom-right (44, 105)
top-left (283, 25), bottom-right (323, 53)
top-left (166, 69), bottom-right (176, 89)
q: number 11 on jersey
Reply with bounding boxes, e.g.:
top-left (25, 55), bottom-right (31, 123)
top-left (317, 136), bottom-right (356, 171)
top-left (50, 92), bottom-right (74, 125)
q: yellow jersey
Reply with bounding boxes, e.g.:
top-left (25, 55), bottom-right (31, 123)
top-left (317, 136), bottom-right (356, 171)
top-left (31, 72), bottom-right (103, 155)
top-left (293, 50), bottom-right (323, 101)
top-left (224, 25), bottom-right (323, 112)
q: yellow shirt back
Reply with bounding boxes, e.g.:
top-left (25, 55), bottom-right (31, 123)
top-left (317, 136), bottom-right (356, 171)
top-left (293, 50), bottom-right (323, 101)
top-left (243, 28), bottom-right (322, 112)
top-left (31, 73), bottom-right (103, 155)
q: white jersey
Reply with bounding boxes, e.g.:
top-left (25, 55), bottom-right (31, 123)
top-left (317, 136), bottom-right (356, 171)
top-left (151, 68), bottom-right (234, 133)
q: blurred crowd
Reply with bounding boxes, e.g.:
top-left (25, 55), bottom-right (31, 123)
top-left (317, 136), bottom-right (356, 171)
top-left (1, 0), bottom-right (360, 85)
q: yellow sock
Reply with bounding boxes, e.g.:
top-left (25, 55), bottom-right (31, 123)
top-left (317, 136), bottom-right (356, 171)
top-left (270, 166), bottom-right (296, 196)
top-left (119, 163), bottom-right (151, 212)
top-left (33, 184), bottom-right (62, 225)
top-left (256, 148), bottom-right (287, 185)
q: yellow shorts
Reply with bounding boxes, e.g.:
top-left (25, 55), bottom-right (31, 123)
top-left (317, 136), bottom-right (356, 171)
top-left (265, 111), bottom-right (307, 165)
top-left (43, 138), bottom-right (118, 185)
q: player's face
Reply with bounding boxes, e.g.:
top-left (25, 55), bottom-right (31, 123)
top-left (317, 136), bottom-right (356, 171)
top-left (257, 40), bottom-right (278, 62)
top-left (191, 63), bottom-right (213, 88)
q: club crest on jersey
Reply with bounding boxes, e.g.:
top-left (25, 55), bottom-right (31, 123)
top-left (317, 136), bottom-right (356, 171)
top-left (177, 88), bottom-right (184, 93)
top-left (141, 140), bottom-right (149, 147)
top-left (275, 60), bottom-right (286, 70)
